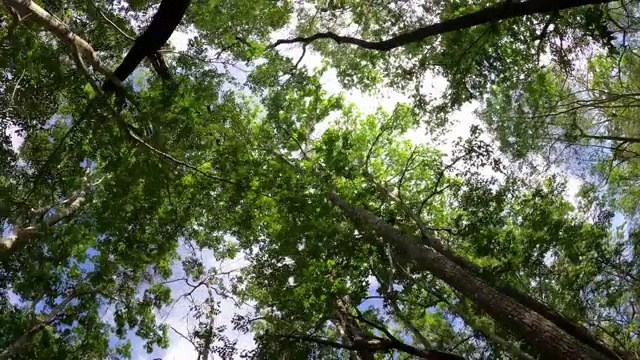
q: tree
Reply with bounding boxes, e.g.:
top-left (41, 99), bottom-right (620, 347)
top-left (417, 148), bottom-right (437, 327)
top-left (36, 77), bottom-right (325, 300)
top-left (267, 0), bottom-right (620, 119)
top-left (3, 0), bottom-right (640, 358)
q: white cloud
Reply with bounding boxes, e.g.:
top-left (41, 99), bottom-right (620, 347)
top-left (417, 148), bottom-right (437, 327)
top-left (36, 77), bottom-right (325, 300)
top-left (168, 30), bottom-right (195, 52)
top-left (5, 125), bottom-right (24, 153)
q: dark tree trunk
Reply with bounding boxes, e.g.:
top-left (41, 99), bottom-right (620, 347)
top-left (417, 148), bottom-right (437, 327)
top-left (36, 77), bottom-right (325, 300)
top-left (364, 171), bottom-right (624, 359)
top-left (326, 190), bottom-right (611, 359)
top-left (418, 226), bottom-right (624, 359)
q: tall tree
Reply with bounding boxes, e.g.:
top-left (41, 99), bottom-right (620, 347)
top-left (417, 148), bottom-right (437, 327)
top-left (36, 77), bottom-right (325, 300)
top-left (3, 0), bottom-right (640, 359)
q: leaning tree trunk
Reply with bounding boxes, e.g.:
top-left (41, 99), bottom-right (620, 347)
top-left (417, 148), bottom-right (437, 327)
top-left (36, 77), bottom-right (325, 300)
top-left (326, 189), bottom-right (612, 360)
top-left (365, 174), bottom-right (625, 360)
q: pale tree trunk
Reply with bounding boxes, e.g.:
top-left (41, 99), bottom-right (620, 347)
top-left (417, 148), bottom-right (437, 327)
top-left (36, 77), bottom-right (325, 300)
top-left (3, 0), bottom-right (124, 87)
top-left (326, 189), bottom-right (612, 359)
top-left (0, 2), bottom-right (115, 253)
top-left (0, 171), bottom-right (103, 252)
top-left (1, 191), bottom-right (86, 249)
top-left (364, 174), bottom-right (625, 360)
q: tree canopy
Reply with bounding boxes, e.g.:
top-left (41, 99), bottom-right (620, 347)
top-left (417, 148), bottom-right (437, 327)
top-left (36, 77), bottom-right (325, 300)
top-left (1, 0), bottom-right (639, 359)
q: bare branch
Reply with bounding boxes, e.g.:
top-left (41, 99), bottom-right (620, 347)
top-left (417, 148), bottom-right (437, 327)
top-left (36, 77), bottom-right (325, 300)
top-left (99, 10), bottom-right (135, 41)
top-left (269, 0), bottom-right (611, 51)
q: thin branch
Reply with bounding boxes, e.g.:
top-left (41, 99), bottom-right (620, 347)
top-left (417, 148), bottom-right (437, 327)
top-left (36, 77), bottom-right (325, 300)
top-left (8, 69), bottom-right (25, 108)
top-left (99, 10), bottom-right (135, 41)
top-left (364, 123), bottom-right (390, 170)
top-left (267, 333), bottom-right (464, 360)
top-left (123, 126), bottom-right (243, 188)
top-left (448, 334), bottom-right (474, 353)
top-left (368, 261), bottom-right (435, 351)
top-left (396, 147), bottom-right (419, 199)
top-left (356, 312), bottom-right (399, 343)
top-left (170, 325), bottom-right (199, 350)
top-left (535, 12), bottom-right (558, 62)
top-left (418, 152), bottom-right (468, 215)
top-left (267, 333), bottom-right (356, 351)
top-left (362, 171), bottom-right (451, 249)
top-left (294, 44), bottom-right (307, 68)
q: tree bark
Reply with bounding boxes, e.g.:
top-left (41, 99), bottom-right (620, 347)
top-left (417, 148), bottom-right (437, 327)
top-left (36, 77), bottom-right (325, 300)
top-left (326, 189), bottom-right (611, 359)
top-left (365, 174), bottom-right (625, 360)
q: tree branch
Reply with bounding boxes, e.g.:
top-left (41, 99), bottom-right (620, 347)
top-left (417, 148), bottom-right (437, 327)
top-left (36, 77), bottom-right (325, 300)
top-left (99, 10), bottom-right (135, 41)
top-left (4, 0), bottom-right (126, 88)
top-left (0, 289), bottom-right (94, 360)
top-left (267, 333), bottom-right (464, 359)
top-left (269, 0), bottom-right (612, 51)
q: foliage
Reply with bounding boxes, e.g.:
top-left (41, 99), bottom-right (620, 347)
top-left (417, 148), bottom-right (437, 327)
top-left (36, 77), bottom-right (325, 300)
top-left (2, 0), bottom-right (640, 359)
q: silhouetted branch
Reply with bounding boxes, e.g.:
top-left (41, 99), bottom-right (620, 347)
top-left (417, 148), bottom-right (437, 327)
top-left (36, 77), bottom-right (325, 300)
top-left (269, 0), bottom-right (611, 51)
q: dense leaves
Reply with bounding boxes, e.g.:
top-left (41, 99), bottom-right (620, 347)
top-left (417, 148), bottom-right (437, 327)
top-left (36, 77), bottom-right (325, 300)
top-left (1, 0), bottom-right (640, 359)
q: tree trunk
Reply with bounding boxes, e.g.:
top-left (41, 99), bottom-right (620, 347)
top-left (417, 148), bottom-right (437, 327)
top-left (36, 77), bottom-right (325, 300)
top-left (451, 300), bottom-right (535, 360)
top-left (426, 235), bottom-right (624, 359)
top-left (326, 189), bottom-right (611, 359)
top-left (3, 0), bottom-right (124, 87)
top-left (366, 175), bottom-right (625, 360)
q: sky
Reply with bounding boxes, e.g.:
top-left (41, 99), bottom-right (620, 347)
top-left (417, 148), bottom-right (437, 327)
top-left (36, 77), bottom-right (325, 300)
top-left (3, 12), bottom-right (587, 360)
